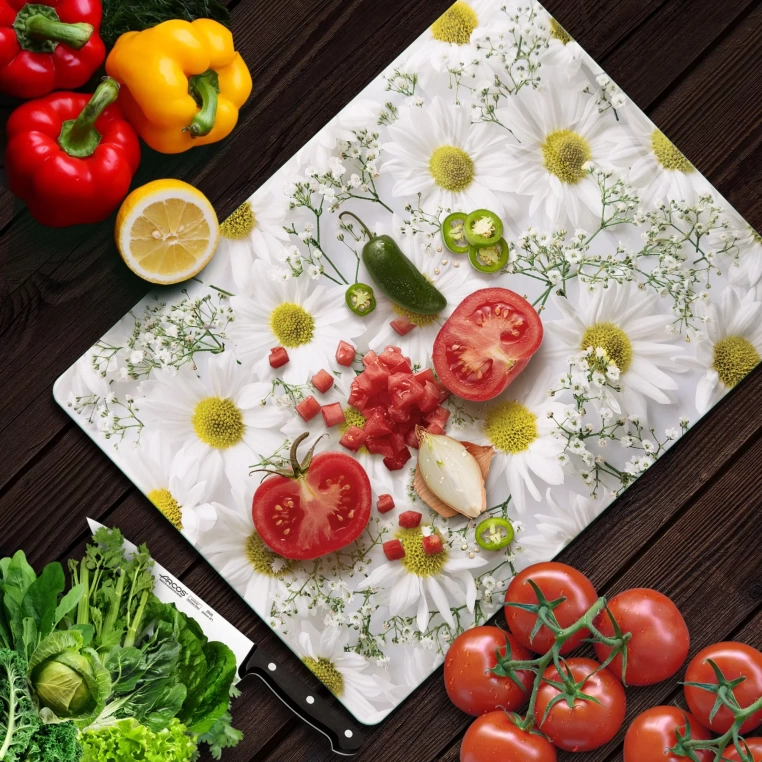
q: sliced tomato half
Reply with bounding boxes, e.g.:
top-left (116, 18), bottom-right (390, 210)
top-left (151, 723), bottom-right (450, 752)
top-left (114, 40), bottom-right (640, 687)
top-left (433, 288), bottom-right (543, 402)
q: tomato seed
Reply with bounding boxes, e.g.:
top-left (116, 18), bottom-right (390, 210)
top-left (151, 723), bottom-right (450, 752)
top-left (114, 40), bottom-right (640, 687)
top-left (283, 528), bottom-right (290, 535)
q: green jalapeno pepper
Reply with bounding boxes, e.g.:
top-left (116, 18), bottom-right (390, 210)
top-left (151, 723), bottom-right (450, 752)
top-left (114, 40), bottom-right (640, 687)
top-left (469, 238), bottom-right (509, 273)
top-left (345, 283), bottom-right (376, 316)
top-left (340, 211), bottom-right (447, 315)
top-left (464, 209), bottom-right (503, 247)
top-left (442, 212), bottom-right (469, 254)
top-left (475, 517), bottom-right (514, 551)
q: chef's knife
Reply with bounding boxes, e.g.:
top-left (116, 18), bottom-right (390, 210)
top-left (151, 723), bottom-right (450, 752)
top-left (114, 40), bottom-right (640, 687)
top-left (86, 518), bottom-right (364, 756)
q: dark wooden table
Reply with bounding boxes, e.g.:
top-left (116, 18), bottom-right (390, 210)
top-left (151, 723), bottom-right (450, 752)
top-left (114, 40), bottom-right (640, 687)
top-left (2, 0), bottom-right (762, 760)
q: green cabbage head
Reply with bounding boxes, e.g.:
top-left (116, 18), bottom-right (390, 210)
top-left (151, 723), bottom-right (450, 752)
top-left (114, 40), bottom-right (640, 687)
top-left (32, 651), bottom-right (98, 716)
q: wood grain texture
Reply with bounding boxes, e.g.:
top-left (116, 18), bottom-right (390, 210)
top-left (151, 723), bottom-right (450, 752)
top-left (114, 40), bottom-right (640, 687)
top-left (1, 0), bottom-right (762, 761)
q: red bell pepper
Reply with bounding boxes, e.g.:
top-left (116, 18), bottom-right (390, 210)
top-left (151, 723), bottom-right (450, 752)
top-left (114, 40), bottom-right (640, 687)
top-left (0, 0), bottom-right (105, 99)
top-left (5, 77), bottom-right (141, 228)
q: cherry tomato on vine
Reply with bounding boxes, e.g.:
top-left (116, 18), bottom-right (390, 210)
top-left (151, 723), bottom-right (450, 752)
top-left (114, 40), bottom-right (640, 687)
top-left (624, 706), bottom-right (714, 762)
top-left (593, 588), bottom-right (689, 686)
top-left (684, 642), bottom-right (762, 734)
top-left (534, 657), bottom-right (626, 751)
top-left (460, 711), bottom-right (557, 762)
top-left (724, 738), bottom-right (762, 761)
top-left (445, 627), bottom-right (534, 716)
top-left (505, 562), bottom-right (598, 654)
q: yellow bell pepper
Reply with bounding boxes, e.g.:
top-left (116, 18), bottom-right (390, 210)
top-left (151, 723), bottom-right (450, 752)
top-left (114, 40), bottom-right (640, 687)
top-left (105, 19), bottom-right (252, 154)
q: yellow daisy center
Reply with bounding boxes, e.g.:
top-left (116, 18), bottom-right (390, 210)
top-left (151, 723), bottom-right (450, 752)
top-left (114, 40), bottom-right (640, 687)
top-left (542, 130), bottom-right (591, 185)
top-left (192, 396), bottom-right (245, 449)
top-left (270, 302), bottom-right (315, 348)
top-left (148, 488), bottom-right (183, 530)
top-left (550, 17), bottom-right (572, 45)
top-left (429, 146), bottom-right (475, 192)
top-left (303, 657), bottom-right (344, 697)
top-left (431, 2), bottom-right (478, 45)
top-left (713, 336), bottom-right (760, 389)
top-left (392, 304), bottom-right (440, 327)
top-left (398, 527), bottom-right (447, 577)
top-left (220, 201), bottom-right (257, 240)
top-left (651, 130), bottom-right (693, 173)
top-left (581, 322), bottom-right (633, 373)
top-left (484, 401), bottom-right (539, 454)
top-left (245, 531), bottom-right (292, 576)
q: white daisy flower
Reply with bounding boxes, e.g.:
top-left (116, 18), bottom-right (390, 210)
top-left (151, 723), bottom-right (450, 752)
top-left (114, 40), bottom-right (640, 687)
top-left (196, 479), bottom-right (294, 614)
top-left (363, 216), bottom-right (486, 367)
top-left (518, 488), bottom-right (607, 565)
top-left (545, 283), bottom-right (683, 420)
top-left (500, 82), bottom-right (618, 227)
top-left (606, 107), bottom-right (708, 205)
top-left (713, 207), bottom-right (762, 289)
top-left (677, 287), bottom-right (762, 413)
top-left (400, 645), bottom-right (444, 692)
top-left (383, 96), bottom-right (518, 215)
top-left (543, 15), bottom-right (584, 79)
top-left (227, 259), bottom-right (364, 384)
top-left (218, 185), bottom-right (290, 289)
top-left (461, 369), bottom-right (573, 514)
top-left (404, 0), bottom-right (498, 76)
top-left (358, 526), bottom-right (488, 632)
top-left (125, 432), bottom-right (219, 544)
top-left (139, 351), bottom-right (288, 484)
top-left (293, 621), bottom-right (398, 724)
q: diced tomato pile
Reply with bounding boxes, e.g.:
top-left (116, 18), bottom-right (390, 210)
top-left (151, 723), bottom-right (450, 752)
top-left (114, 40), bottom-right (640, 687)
top-left (346, 346), bottom-right (451, 470)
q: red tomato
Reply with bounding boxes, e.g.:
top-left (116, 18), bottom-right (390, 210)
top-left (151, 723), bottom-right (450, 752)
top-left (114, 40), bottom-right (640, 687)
top-left (433, 288), bottom-right (543, 402)
top-left (624, 706), bottom-right (713, 762)
top-left (534, 657), bottom-right (626, 751)
top-left (444, 627), bottom-right (534, 716)
top-left (505, 563), bottom-right (598, 654)
top-left (252, 437), bottom-right (371, 560)
top-left (461, 711), bottom-right (556, 762)
top-left (684, 642), bottom-right (762, 734)
top-left (725, 738), bottom-right (762, 761)
top-left (594, 588), bottom-right (689, 686)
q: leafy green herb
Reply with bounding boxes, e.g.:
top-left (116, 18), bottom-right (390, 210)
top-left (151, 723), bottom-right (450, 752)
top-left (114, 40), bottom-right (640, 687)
top-left (80, 718), bottom-right (197, 762)
top-left (100, 0), bottom-right (230, 48)
top-left (0, 649), bottom-right (38, 762)
top-left (198, 710), bottom-right (244, 761)
top-left (189, 642), bottom-right (237, 735)
top-left (22, 721), bottom-right (82, 762)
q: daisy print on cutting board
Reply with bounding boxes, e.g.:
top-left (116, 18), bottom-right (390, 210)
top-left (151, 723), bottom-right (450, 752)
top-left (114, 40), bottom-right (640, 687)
top-left (545, 282), bottom-right (683, 421)
top-left (383, 96), bottom-right (517, 216)
top-left (678, 287), bottom-right (762, 413)
top-left (228, 259), bottom-right (364, 383)
top-left (501, 82), bottom-right (618, 227)
top-left (139, 351), bottom-right (288, 483)
top-left (542, 15), bottom-right (584, 80)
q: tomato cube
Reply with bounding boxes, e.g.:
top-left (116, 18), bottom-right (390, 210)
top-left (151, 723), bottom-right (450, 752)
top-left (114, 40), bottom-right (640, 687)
top-left (379, 348), bottom-right (411, 373)
top-left (359, 360), bottom-right (389, 393)
top-left (414, 368), bottom-right (437, 385)
top-left (419, 381), bottom-right (442, 413)
top-left (383, 448), bottom-right (412, 471)
top-left (377, 494), bottom-right (395, 514)
top-left (422, 534), bottom-right (444, 555)
top-left (426, 422), bottom-right (445, 435)
top-left (366, 437), bottom-right (395, 458)
top-left (336, 340), bottom-right (356, 367)
top-left (388, 431), bottom-right (407, 454)
top-left (364, 408), bottom-right (392, 438)
top-left (340, 425), bottom-right (366, 452)
top-left (269, 346), bottom-right (289, 368)
top-left (321, 402), bottom-right (346, 427)
top-left (347, 386), bottom-right (368, 411)
top-left (362, 350), bottom-right (378, 366)
top-left (312, 369), bottom-right (334, 393)
top-left (426, 405), bottom-right (451, 427)
top-left (296, 396), bottom-right (321, 421)
top-left (404, 427), bottom-right (420, 449)
top-left (383, 539), bottom-right (405, 561)
top-left (399, 511), bottom-right (422, 529)
top-left (389, 375), bottom-right (424, 411)
top-left (391, 316), bottom-right (416, 336)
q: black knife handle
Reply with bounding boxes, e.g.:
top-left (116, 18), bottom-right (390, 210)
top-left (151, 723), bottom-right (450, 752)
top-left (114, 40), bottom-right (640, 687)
top-left (242, 646), bottom-right (364, 755)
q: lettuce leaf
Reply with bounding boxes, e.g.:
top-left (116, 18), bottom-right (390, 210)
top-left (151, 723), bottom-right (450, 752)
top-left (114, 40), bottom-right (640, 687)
top-left (188, 642), bottom-right (237, 735)
top-left (80, 718), bottom-right (198, 762)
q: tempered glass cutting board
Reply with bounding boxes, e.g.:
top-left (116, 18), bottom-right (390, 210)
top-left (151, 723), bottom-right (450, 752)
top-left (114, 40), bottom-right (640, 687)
top-left (54, 0), bottom-right (762, 724)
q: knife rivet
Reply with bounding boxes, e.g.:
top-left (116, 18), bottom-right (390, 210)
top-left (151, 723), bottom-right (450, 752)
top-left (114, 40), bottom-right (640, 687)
top-left (306, 696), bottom-right (315, 704)
top-left (268, 663), bottom-right (277, 671)
top-left (345, 730), bottom-right (354, 738)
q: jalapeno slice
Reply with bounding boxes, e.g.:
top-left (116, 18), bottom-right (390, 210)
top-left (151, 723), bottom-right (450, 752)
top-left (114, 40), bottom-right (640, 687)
top-left (345, 283), bottom-right (377, 316)
top-left (469, 238), bottom-right (509, 273)
top-left (464, 209), bottom-right (503, 247)
top-left (475, 517), bottom-right (514, 551)
top-left (442, 212), bottom-right (470, 254)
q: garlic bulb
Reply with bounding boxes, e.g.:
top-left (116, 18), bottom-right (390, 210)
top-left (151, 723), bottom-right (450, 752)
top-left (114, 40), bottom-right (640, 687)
top-left (417, 430), bottom-right (486, 518)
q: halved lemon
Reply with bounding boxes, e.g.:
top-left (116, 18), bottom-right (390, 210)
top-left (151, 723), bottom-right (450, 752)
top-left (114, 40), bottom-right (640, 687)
top-left (116, 179), bottom-right (220, 285)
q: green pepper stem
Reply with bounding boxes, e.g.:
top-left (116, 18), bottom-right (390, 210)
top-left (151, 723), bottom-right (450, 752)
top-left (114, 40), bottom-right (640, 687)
top-left (23, 13), bottom-right (93, 49)
top-left (58, 77), bottom-right (120, 159)
top-left (339, 211), bottom-right (373, 240)
top-left (187, 70), bottom-right (220, 138)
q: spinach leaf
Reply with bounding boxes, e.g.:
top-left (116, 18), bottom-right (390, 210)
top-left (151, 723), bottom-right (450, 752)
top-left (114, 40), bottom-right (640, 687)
top-left (54, 584), bottom-right (85, 630)
top-left (105, 646), bottom-right (145, 695)
top-left (22, 562), bottom-right (65, 641)
top-left (188, 642), bottom-right (237, 735)
top-left (21, 618), bottom-right (38, 663)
